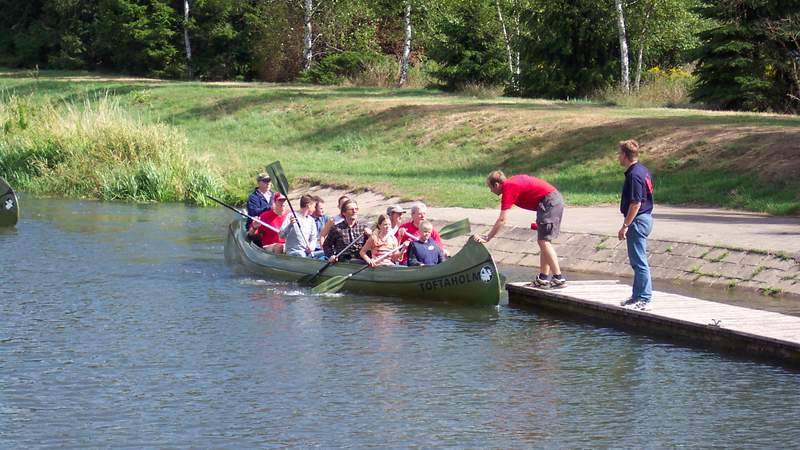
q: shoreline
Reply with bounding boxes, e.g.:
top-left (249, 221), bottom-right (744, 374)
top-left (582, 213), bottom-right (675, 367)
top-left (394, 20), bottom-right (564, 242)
top-left (302, 185), bottom-right (800, 301)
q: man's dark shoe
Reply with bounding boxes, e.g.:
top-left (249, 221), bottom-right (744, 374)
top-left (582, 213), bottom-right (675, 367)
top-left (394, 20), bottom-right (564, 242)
top-left (620, 297), bottom-right (637, 307)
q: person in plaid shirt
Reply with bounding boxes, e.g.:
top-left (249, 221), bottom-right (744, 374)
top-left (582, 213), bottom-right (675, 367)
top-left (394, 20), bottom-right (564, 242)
top-left (323, 200), bottom-right (372, 263)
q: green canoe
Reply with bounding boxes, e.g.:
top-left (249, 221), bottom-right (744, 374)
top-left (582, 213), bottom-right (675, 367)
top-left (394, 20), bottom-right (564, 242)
top-left (0, 177), bottom-right (19, 228)
top-left (224, 218), bottom-right (501, 306)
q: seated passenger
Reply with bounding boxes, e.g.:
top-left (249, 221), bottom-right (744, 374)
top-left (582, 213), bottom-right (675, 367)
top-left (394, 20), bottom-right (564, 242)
top-left (248, 192), bottom-right (288, 253)
top-left (386, 204), bottom-right (406, 237)
top-left (246, 173), bottom-right (273, 229)
top-left (407, 221), bottom-right (446, 266)
top-left (398, 202), bottom-right (449, 263)
top-left (319, 194), bottom-right (351, 247)
top-left (360, 214), bottom-right (402, 267)
top-left (323, 200), bottom-right (370, 264)
top-left (310, 195), bottom-right (328, 258)
top-left (279, 194), bottom-right (319, 257)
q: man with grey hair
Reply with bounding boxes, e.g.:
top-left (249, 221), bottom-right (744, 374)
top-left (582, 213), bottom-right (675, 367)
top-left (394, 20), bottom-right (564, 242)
top-left (398, 202), bottom-right (449, 263)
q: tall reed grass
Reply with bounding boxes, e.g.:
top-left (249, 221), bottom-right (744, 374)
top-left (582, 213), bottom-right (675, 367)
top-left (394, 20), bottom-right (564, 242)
top-left (0, 93), bottom-right (223, 205)
top-left (596, 66), bottom-right (697, 108)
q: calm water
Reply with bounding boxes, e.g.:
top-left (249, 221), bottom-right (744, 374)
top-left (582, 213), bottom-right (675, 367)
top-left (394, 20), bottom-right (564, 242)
top-left (2, 197), bottom-right (799, 448)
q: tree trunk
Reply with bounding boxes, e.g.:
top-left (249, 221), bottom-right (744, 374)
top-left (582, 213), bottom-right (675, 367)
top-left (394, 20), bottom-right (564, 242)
top-left (495, 0), bottom-right (514, 77)
top-left (183, 0), bottom-right (193, 80)
top-left (614, 0), bottom-right (630, 92)
top-left (635, 3), bottom-right (655, 90)
top-left (398, 0), bottom-right (412, 86)
top-left (303, 0), bottom-right (314, 72)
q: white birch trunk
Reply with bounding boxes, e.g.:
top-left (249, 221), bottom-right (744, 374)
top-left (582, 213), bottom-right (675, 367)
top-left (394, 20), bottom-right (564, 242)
top-left (514, 13), bottom-right (520, 79)
top-left (635, 3), bottom-right (654, 90)
top-left (183, 0), bottom-right (193, 80)
top-left (495, 0), bottom-right (514, 77)
top-left (303, 0), bottom-right (314, 72)
top-left (614, 0), bottom-right (630, 92)
top-left (398, 1), bottom-right (412, 86)
top-left (635, 40), bottom-right (644, 90)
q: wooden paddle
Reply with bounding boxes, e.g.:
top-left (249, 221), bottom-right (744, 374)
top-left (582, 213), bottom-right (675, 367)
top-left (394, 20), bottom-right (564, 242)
top-left (312, 242), bottom-right (410, 294)
top-left (266, 160), bottom-right (312, 252)
top-left (202, 192), bottom-right (280, 233)
top-left (298, 233), bottom-right (366, 285)
top-left (401, 218), bottom-right (471, 241)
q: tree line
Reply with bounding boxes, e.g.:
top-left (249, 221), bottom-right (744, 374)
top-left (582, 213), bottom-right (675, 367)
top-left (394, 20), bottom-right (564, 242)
top-left (1, 0), bottom-right (798, 113)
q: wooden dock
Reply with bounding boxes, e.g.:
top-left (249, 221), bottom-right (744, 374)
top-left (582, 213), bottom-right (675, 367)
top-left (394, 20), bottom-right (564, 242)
top-left (507, 281), bottom-right (800, 365)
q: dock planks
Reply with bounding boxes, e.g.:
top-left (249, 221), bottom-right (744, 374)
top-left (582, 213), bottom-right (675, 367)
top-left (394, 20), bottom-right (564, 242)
top-left (507, 280), bottom-right (800, 365)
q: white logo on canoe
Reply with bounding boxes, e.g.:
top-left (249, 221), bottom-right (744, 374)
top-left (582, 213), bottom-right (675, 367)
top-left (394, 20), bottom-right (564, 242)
top-left (480, 265), bottom-right (494, 283)
top-left (3, 199), bottom-right (13, 210)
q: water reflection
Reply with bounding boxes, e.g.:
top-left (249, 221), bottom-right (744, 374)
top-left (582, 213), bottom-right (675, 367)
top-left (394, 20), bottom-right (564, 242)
top-left (1, 196), bottom-right (799, 448)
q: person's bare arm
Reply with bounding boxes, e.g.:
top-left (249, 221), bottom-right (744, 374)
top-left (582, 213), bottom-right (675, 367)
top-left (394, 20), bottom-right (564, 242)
top-left (473, 209), bottom-right (508, 243)
top-left (618, 202), bottom-right (641, 240)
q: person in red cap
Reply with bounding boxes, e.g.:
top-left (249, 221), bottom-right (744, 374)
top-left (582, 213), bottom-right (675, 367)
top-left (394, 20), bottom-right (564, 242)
top-left (248, 192), bottom-right (288, 253)
top-left (473, 170), bottom-right (566, 288)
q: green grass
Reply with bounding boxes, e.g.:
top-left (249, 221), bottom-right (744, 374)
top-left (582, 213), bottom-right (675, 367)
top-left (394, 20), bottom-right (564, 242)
top-left (1, 68), bottom-right (799, 213)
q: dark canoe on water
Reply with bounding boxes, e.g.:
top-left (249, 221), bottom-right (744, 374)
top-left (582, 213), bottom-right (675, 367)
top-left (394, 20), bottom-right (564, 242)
top-left (0, 177), bottom-right (19, 228)
top-left (224, 218), bottom-right (502, 306)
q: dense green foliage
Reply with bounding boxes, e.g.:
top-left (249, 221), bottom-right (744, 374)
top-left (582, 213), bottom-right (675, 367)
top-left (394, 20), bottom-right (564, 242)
top-left (0, 0), bottom-right (796, 111)
top-left (692, 0), bottom-right (800, 113)
top-left (426, 1), bottom-right (509, 90)
top-left (302, 51), bottom-right (388, 85)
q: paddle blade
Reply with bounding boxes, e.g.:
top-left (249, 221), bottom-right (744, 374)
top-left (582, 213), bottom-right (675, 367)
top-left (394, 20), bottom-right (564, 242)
top-left (265, 161), bottom-right (290, 196)
top-left (439, 218), bottom-right (471, 239)
top-left (312, 275), bottom-right (348, 294)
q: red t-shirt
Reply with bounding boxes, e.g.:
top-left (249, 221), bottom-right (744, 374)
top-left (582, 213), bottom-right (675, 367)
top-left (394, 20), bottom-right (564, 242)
top-left (500, 175), bottom-right (556, 211)
top-left (398, 222), bottom-right (444, 263)
top-left (253, 210), bottom-right (287, 246)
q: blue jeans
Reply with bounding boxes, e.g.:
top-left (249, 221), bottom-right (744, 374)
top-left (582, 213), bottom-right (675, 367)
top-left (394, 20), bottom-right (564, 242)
top-left (626, 213), bottom-right (653, 302)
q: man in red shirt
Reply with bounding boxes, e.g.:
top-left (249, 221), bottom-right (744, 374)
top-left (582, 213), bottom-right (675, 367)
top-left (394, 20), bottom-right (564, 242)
top-left (248, 192), bottom-right (288, 253)
top-left (473, 170), bottom-right (566, 287)
top-left (397, 202), bottom-right (449, 264)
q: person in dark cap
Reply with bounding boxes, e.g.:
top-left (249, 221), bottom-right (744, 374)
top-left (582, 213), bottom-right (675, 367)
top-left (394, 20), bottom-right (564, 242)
top-left (247, 173), bottom-right (273, 229)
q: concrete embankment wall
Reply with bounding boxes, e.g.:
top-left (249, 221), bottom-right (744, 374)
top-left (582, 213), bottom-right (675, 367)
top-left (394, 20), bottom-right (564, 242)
top-left (439, 224), bottom-right (800, 299)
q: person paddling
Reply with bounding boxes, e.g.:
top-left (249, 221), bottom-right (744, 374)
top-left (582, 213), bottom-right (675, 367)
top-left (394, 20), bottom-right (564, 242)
top-left (323, 200), bottom-right (371, 264)
top-left (248, 192), bottom-right (288, 254)
top-left (360, 214), bottom-right (402, 267)
top-left (473, 170), bottom-right (567, 288)
top-left (246, 173), bottom-right (273, 231)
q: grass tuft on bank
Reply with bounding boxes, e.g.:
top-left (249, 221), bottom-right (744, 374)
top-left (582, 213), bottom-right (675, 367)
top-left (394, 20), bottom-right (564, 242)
top-left (0, 93), bottom-right (225, 205)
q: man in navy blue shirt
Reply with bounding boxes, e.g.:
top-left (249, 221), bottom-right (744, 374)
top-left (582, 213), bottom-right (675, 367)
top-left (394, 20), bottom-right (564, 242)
top-left (617, 140), bottom-right (654, 309)
top-left (246, 173), bottom-right (273, 229)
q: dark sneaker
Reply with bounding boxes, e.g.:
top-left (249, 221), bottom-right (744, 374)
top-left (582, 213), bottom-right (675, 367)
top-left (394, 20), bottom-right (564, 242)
top-left (550, 274), bottom-right (567, 288)
top-left (532, 274), bottom-right (551, 287)
top-left (620, 297), bottom-right (638, 307)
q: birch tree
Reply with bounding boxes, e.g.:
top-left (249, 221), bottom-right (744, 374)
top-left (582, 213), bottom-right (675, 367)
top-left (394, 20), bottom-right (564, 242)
top-left (303, 0), bottom-right (314, 71)
top-left (614, 0), bottom-right (631, 92)
top-left (183, 0), bottom-right (193, 80)
top-left (398, 0), bottom-right (412, 86)
top-left (496, 0), bottom-right (514, 77)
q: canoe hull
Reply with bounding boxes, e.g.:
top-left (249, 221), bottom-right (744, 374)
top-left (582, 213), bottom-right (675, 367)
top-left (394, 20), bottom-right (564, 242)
top-left (225, 218), bottom-right (501, 306)
top-left (0, 177), bottom-right (19, 228)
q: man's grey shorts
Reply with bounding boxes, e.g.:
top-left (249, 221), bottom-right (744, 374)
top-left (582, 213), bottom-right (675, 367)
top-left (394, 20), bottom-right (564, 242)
top-left (536, 191), bottom-right (564, 241)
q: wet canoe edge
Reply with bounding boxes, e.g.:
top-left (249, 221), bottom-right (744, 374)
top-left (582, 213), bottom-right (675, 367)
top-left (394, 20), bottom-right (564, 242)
top-left (225, 218), bottom-right (501, 306)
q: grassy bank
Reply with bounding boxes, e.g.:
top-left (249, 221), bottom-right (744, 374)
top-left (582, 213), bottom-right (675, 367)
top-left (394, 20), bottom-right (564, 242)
top-left (1, 70), bottom-right (799, 214)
